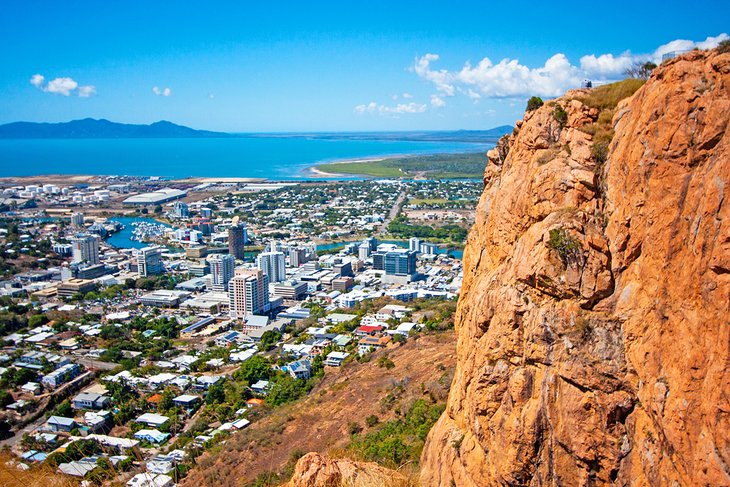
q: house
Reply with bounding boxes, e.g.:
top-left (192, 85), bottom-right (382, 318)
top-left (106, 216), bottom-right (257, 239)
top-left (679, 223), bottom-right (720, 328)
top-left (21, 381), bottom-right (41, 395)
top-left (172, 394), bottom-right (200, 412)
top-left (310, 338), bottom-right (331, 355)
top-left (58, 459), bottom-right (97, 477)
top-left (354, 325), bottom-right (384, 337)
top-left (127, 472), bottom-right (174, 487)
top-left (135, 413), bottom-right (169, 428)
top-left (215, 330), bottom-right (243, 347)
top-left (45, 416), bottom-right (77, 432)
top-left (250, 380), bottom-right (270, 395)
top-left (231, 418), bottom-right (250, 430)
top-left (146, 454), bottom-right (176, 474)
top-left (21, 450), bottom-right (47, 462)
top-left (41, 363), bottom-right (81, 388)
top-left (72, 392), bottom-right (110, 410)
top-left (83, 411), bottom-right (109, 432)
top-left (358, 335), bottom-right (391, 355)
top-left (324, 351), bottom-right (349, 367)
top-left (332, 334), bottom-right (352, 349)
top-left (134, 428), bottom-right (170, 444)
top-left (286, 359), bottom-right (312, 380)
top-left (388, 322), bottom-right (418, 337)
top-left (194, 375), bottom-right (224, 390)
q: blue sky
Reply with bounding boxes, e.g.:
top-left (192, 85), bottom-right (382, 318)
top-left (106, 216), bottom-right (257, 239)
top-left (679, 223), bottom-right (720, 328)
top-left (1, 1), bottom-right (728, 132)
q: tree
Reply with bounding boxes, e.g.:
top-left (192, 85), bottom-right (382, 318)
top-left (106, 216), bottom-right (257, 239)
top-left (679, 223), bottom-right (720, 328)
top-left (206, 382), bottom-right (225, 405)
top-left (258, 330), bottom-right (282, 351)
top-left (719, 40), bottom-right (730, 54)
top-left (526, 96), bottom-right (543, 111)
top-left (0, 390), bottom-right (12, 407)
top-left (234, 355), bottom-right (271, 385)
top-left (27, 314), bottom-right (48, 328)
top-left (625, 61), bottom-right (657, 80)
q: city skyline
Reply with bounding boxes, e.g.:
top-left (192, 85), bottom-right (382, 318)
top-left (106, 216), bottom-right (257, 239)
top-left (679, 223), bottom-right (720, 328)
top-left (2, 1), bottom-right (728, 132)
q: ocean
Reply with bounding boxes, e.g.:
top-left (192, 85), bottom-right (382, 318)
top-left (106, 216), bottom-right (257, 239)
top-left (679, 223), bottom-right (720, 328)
top-left (0, 137), bottom-right (490, 179)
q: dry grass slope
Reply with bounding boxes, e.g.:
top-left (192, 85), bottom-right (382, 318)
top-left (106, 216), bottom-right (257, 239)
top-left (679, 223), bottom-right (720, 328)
top-left (181, 332), bottom-right (456, 487)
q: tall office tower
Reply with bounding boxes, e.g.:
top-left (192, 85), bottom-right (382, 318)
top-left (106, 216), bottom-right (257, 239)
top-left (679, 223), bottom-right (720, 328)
top-left (409, 237), bottom-right (421, 252)
top-left (228, 221), bottom-right (247, 260)
top-left (70, 212), bottom-right (85, 228)
top-left (70, 234), bottom-right (99, 265)
top-left (171, 201), bottom-right (189, 218)
top-left (209, 254), bottom-right (235, 292)
top-left (364, 236), bottom-right (378, 251)
top-left (228, 269), bottom-right (270, 318)
top-left (384, 249), bottom-right (417, 277)
top-left (372, 251), bottom-right (385, 270)
top-left (288, 247), bottom-right (307, 268)
top-left (358, 242), bottom-right (371, 260)
top-left (420, 242), bottom-right (438, 255)
top-left (256, 251), bottom-right (286, 283)
top-left (136, 246), bottom-right (164, 277)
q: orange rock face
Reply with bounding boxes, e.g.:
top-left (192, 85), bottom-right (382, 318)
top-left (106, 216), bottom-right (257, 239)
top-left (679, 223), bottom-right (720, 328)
top-left (284, 452), bottom-right (408, 487)
top-left (420, 50), bottom-right (730, 486)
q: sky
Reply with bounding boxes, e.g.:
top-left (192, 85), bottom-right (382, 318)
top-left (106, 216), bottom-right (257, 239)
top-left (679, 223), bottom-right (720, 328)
top-left (1, 1), bottom-right (728, 132)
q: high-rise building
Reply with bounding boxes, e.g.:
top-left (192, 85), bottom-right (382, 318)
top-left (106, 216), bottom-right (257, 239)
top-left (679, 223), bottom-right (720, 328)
top-left (364, 236), bottom-right (378, 251)
top-left (209, 254), bottom-right (235, 292)
top-left (420, 242), bottom-right (438, 255)
top-left (257, 251), bottom-right (286, 283)
top-left (384, 249), bottom-right (417, 277)
top-left (136, 246), bottom-right (163, 277)
top-left (228, 269), bottom-right (270, 319)
top-left (409, 237), bottom-right (421, 252)
top-left (288, 247), bottom-right (307, 268)
top-left (228, 222), bottom-right (247, 260)
top-left (372, 251), bottom-right (385, 270)
top-left (358, 243), bottom-right (371, 260)
top-left (70, 212), bottom-right (84, 228)
top-left (171, 201), bottom-right (189, 218)
top-left (70, 234), bottom-right (99, 266)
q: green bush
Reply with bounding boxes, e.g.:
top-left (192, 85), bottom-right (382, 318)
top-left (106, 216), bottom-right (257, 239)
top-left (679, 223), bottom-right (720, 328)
top-left (552, 104), bottom-right (568, 127)
top-left (348, 399), bottom-right (445, 468)
top-left (591, 142), bottom-right (609, 164)
top-left (526, 96), bottom-right (544, 111)
top-left (547, 228), bottom-right (581, 264)
top-left (718, 40), bottom-right (730, 54)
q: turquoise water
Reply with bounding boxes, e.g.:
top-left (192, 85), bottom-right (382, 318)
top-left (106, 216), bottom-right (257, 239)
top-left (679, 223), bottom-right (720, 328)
top-left (0, 137), bottom-right (489, 179)
top-left (106, 216), bottom-right (171, 249)
top-left (105, 220), bottom-right (464, 259)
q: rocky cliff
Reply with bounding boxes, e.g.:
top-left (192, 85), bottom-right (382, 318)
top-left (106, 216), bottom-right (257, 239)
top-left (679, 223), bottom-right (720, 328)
top-left (419, 49), bottom-right (730, 486)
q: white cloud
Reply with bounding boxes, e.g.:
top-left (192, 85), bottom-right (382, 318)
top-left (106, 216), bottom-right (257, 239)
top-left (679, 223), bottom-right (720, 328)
top-left (152, 86), bottom-right (172, 96)
top-left (413, 33), bottom-right (729, 100)
top-left (580, 52), bottom-right (634, 78)
top-left (77, 85), bottom-right (96, 98)
top-left (430, 95), bottom-right (446, 108)
top-left (414, 53), bottom-right (456, 96)
top-left (30, 74), bottom-right (95, 97)
top-left (355, 101), bottom-right (427, 116)
top-left (651, 33), bottom-right (729, 63)
top-left (402, 92), bottom-right (413, 99)
top-left (30, 74), bottom-right (44, 88)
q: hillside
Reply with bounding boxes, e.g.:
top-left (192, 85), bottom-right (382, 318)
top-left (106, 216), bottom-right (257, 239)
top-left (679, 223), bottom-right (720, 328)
top-left (418, 49), bottom-right (730, 485)
top-left (181, 332), bottom-right (456, 486)
top-left (0, 118), bottom-right (230, 138)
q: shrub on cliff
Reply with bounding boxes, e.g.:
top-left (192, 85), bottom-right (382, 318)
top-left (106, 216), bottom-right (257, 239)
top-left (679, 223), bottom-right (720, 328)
top-left (552, 104), bottom-right (568, 127)
top-left (526, 96), bottom-right (544, 111)
top-left (718, 40), bottom-right (730, 54)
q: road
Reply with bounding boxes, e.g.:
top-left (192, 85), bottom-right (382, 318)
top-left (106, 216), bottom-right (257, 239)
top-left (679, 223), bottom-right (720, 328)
top-left (68, 356), bottom-right (118, 371)
top-left (379, 188), bottom-right (408, 235)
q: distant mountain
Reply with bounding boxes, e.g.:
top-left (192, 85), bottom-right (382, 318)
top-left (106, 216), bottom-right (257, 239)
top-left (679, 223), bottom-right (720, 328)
top-left (0, 118), bottom-right (231, 139)
top-left (0, 118), bottom-right (514, 142)
top-left (245, 126), bottom-right (514, 143)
